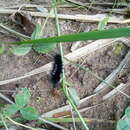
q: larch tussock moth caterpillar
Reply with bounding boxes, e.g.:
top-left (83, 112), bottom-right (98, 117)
top-left (50, 54), bottom-right (63, 87)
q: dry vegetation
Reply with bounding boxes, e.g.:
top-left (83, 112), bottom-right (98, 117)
top-left (0, 0), bottom-right (130, 130)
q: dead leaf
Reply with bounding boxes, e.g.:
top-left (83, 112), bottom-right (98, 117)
top-left (10, 12), bottom-right (35, 36)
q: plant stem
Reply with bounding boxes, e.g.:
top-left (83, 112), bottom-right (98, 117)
top-left (0, 23), bottom-right (30, 40)
top-left (65, 58), bottom-right (130, 98)
top-left (38, 117), bottom-right (69, 130)
top-left (6, 116), bottom-right (38, 130)
top-left (52, 0), bottom-right (89, 129)
top-left (0, 114), bottom-right (8, 130)
top-left (43, 117), bottom-right (116, 123)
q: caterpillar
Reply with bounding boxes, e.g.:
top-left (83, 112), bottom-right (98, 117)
top-left (50, 54), bottom-right (63, 87)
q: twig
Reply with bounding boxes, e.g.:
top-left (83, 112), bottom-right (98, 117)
top-left (3, 4), bottom-right (74, 9)
top-left (0, 38), bottom-right (125, 85)
top-left (3, 4), bottom-right (128, 15)
top-left (41, 93), bottom-right (98, 117)
top-left (41, 51), bottom-right (130, 118)
top-left (65, 0), bottom-right (129, 14)
top-left (0, 114), bottom-right (8, 130)
top-left (0, 9), bottom-right (128, 24)
top-left (0, 125), bottom-right (18, 130)
top-left (41, 81), bottom-right (130, 118)
top-left (65, 39), bottom-right (119, 62)
top-left (0, 93), bottom-right (14, 104)
top-left (0, 23), bottom-right (30, 40)
top-left (6, 116), bottom-right (38, 130)
top-left (103, 83), bottom-right (130, 100)
top-left (38, 117), bottom-right (69, 130)
top-left (70, 104), bottom-right (76, 130)
top-left (4, 2), bottom-right (129, 9)
top-left (66, 1), bottom-right (128, 7)
top-left (66, 58), bottom-right (130, 98)
top-left (94, 50), bottom-right (130, 93)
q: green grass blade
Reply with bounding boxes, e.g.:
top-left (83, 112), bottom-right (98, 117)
top-left (52, 0), bottom-right (89, 129)
top-left (43, 117), bottom-right (115, 123)
top-left (10, 27), bottom-right (130, 45)
top-left (98, 17), bottom-right (109, 30)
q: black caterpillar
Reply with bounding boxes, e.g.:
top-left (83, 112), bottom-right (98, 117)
top-left (51, 54), bottom-right (63, 87)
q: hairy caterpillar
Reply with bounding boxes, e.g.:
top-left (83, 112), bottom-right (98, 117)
top-left (50, 54), bottom-right (63, 87)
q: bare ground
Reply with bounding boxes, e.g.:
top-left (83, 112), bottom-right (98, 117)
top-left (0, 0), bottom-right (130, 130)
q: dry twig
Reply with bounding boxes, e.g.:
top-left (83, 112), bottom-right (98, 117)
top-left (94, 50), bottom-right (130, 93)
top-left (0, 38), bottom-right (123, 85)
top-left (0, 9), bottom-right (128, 23)
top-left (103, 83), bottom-right (129, 100)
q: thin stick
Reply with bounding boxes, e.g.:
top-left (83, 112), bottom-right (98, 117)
top-left (0, 115), bottom-right (9, 130)
top-left (94, 50), bottom-right (130, 93)
top-left (103, 83), bottom-right (130, 100)
top-left (4, 2), bottom-right (129, 9)
top-left (0, 38), bottom-right (125, 85)
top-left (66, 0), bottom-right (128, 7)
top-left (6, 116), bottom-right (38, 130)
top-left (0, 23), bottom-right (30, 40)
top-left (38, 117), bottom-right (69, 130)
top-left (66, 58), bottom-right (130, 98)
top-left (41, 93), bottom-right (97, 118)
top-left (0, 9), bottom-right (128, 24)
top-left (40, 52), bottom-right (130, 118)
top-left (70, 104), bottom-right (76, 130)
top-left (0, 93), bottom-right (14, 104)
top-left (3, 3), bottom-right (129, 15)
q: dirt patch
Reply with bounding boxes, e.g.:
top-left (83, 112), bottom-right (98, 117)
top-left (0, 0), bottom-right (130, 130)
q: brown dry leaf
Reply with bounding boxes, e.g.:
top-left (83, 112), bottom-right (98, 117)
top-left (53, 111), bottom-right (72, 118)
top-left (10, 12), bottom-right (35, 36)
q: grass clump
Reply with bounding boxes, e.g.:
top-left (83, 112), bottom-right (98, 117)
top-left (0, 88), bottom-right (39, 129)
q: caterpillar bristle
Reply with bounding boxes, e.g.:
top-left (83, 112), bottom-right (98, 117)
top-left (50, 54), bottom-right (63, 87)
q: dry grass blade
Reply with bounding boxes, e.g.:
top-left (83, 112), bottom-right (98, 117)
top-left (103, 83), bottom-right (130, 100)
top-left (38, 117), bottom-right (69, 130)
top-left (4, 2), bottom-right (128, 9)
top-left (0, 9), bottom-right (128, 24)
top-left (0, 38), bottom-right (122, 86)
top-left (41, 93), bottom-right (97, 117)
top-left (94, 49), bottom-right (130, 93)
top-left (3, 4), bottom-right (128, 15)
top-left (0, 24), bottom-right (30, 39)
top-left (65, 39), bottom-right (119, 61)
top-left (44, 117), bottom-right (116, 124)
top-left (0, 93), bottom-right (14, 104)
